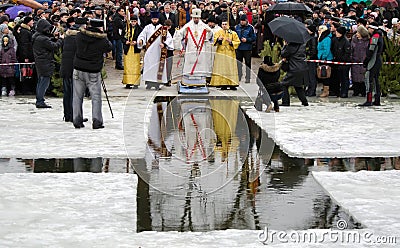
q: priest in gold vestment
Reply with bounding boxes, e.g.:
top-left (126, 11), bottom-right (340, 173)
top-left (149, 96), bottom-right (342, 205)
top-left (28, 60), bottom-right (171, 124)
top-left (209, 20), bottom-right (241, 90)
top-left (122, 15), bottom-right (142, 89)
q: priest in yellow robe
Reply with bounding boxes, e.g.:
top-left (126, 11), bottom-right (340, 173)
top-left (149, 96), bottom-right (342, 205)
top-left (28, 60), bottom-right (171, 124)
top-left (122, 16), bottom-right (142, 89)
top-left (209, 20), bottom-right (241, 90)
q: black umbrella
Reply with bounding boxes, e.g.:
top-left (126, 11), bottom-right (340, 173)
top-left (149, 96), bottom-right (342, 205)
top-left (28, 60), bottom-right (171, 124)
top-left (267, 2), bottom-right (312, 15)
top-left (0, 4), bottom-right (14, 11)
top-left (268, 16), bottom-right (311, 44)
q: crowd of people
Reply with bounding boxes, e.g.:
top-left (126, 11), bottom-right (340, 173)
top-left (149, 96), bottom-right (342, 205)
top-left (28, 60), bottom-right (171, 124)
top-left (0, 0), bottom-right (398, 127)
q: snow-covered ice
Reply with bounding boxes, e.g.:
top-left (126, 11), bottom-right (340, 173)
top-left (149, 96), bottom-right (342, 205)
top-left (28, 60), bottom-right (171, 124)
top-left (0, 97), bottom-right (151, 159)
top-left (246, 101), bottom-right (400, 158)
top-left (313, 170), bottom-right (400, 238)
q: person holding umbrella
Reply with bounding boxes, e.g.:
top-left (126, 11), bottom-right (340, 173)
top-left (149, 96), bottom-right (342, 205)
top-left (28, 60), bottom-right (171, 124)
top-left (268, 16), bottom-right (310, 107)
top-left (280, 40), bottom-right (309, 107)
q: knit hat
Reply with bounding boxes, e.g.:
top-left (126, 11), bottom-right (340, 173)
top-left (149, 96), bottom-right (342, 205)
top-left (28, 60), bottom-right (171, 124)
top-left (336, 26), bottom-right (347, 35)
top-left (357, 25), bottom-right (369, 38)
top-left (23, 16), bottom-right (33, 24)
top-left (239, 15), bottom-right (247, 21)
top-left (0, 23), bottom-right (8, 33)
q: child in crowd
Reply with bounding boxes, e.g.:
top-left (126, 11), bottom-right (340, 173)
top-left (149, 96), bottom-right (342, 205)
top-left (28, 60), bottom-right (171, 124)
top-left (0, 35), bottom-right (17, 96)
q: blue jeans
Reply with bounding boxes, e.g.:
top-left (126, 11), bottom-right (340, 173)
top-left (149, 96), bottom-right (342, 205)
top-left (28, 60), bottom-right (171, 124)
top-left (115, 39), bottom-right (123, 68)
top-left (36, 76), bottom-right (50, 106)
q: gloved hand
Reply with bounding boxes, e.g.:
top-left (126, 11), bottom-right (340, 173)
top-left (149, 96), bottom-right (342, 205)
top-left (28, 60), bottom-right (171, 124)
top-left (363, 59), bottom-right (368, 68)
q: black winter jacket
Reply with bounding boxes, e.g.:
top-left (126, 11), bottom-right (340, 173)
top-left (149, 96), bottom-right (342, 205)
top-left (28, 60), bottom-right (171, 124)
top-left (112, 13), bottom-right (125, 40)
top-left (306, 34), bottom-right (318, 60)
top-left (60, 27), bottom-right (79, 78)
top-left (74, 27), bottom-right (112, 73)
top-left (331, 35), bottom-right (351, 63)
top-left (32, 19), bottom-right (63, 77)
top-left (15, 23), bottom-right (34, 62)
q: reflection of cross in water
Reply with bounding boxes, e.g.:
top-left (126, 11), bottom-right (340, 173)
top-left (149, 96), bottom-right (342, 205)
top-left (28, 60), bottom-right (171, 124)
top-left (179, 112), bottom-right (207, 162)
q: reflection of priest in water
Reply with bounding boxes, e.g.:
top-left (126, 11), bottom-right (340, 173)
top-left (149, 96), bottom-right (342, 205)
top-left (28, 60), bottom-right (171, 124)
top-left (175, 99), bottom-right (215, 163)
top-left (147, 102), bottom-right (171, 162)
top-left (210, 99), bottom-right (240, 162)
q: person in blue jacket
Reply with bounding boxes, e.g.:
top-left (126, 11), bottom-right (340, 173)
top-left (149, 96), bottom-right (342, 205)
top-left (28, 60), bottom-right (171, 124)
top-left (317, 25), bottom-right (333, 97)
top-left (235, 15), bottom-right (256, 83)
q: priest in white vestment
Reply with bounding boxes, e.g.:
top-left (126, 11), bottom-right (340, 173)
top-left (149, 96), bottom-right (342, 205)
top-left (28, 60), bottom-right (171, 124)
top-left (174, 9), bottom-right (213, 80)
top-left (138, 11), bottom-right (174, 90)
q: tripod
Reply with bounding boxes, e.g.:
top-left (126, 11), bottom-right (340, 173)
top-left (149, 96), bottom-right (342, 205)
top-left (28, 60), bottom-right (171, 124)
top-left (101, 71), bottom-right (114, 118)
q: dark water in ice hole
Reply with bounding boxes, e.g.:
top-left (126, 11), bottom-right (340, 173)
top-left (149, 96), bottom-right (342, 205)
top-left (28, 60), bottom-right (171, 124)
top-left (4, 98), bottom-right (397, 232)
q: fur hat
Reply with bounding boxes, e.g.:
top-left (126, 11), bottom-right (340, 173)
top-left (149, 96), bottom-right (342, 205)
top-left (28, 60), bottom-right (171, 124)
top-left (89, 18), bottom-right (104, 28)
top-left (357, 25), bottom-right (369, 38)
top-left (23, 16), bottom-right (33, 24)
top-left (67, 16), bottom-right (75, 24)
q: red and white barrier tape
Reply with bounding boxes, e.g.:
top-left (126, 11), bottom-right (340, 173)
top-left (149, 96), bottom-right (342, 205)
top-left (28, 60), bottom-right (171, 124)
top-left (306, 59), bottom-right (400, 65)
top-left (0, 62), bottom-right (35, 66)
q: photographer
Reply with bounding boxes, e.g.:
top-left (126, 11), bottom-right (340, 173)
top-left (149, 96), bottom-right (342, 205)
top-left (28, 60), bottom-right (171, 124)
top-left (32, 19), bottom-right (63, 108)
top-left (72, 19), bottom-right (112, 129)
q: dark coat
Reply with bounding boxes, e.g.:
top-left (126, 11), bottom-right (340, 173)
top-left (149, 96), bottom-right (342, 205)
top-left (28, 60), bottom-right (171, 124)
top-left (60, 27), bottom-right (79, 78)
top-left (32, 19), bottom-right (63, 77)
top-left (331, 35), bottom-right (351, 63)
top-left (0, 45), bottom-right (17, 78)
top-left (306, 34), bottom-right (318, 60)
top-left (257, 66), bottom-right (283, 94)
top-left (159, 12), bottom-right (176, 36)
top-left (15, 23), bottom-right (34, 62)
top-left (351, 34), bottom-right (369, 83)
top-left (74, 27), bottom-right (112, 73)
top-left (112, 12), bottom-right (125, 40)
top-left (281, 43), bottom-right (309, 87)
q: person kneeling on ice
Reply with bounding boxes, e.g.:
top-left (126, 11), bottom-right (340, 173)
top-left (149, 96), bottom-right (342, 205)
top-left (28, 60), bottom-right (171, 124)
top-left (72, 18), bottom-right (112, 129)
top-left (258, 56), bottom-right (283, 112)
